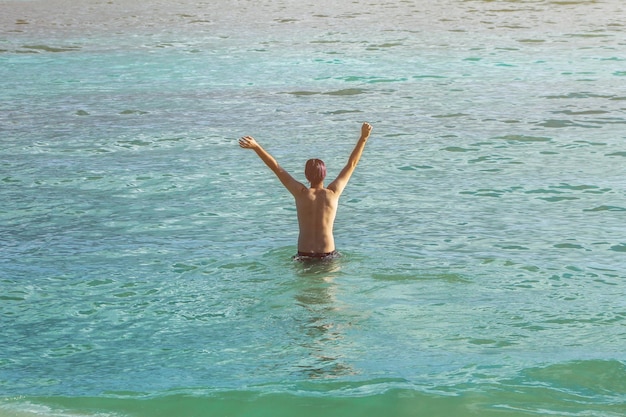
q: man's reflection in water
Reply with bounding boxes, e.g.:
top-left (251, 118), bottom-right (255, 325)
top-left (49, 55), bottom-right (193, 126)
top-left (292, 257), bottom-right (356, 379)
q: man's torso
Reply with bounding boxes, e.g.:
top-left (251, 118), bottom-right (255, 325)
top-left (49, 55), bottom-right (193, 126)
top-left (294, 188), bottom-right (339, 254)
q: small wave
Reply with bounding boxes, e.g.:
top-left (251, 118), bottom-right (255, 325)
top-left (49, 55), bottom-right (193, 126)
top-left (442, 146), bottom-right (477, 152)
top-left (552, 109), bottom-right (609, 115)
top-left (497, 244), bottom-right (530, 250)
top-left (543, 92), bottom-right (615, 99)
top-left (114, 139), bottom-right (153, 148)
top-left (365, 77), bottom-right (407, 84)
top-left (310, 40), bottom-right (341, 44)
top-left (610, 244), bottom-right (626, 252)
top-left (412, 75), bottom-right (447, 79)
top-left (322, 109), bottom-right (362, 115)
top-left (119, 110), bottom-right (149, 115)
top-left (371, 272), bottom-right (470, 283)
top-left (494, 135), bottom-right (551, 142)
top-left (432, 113), bottom-right (469, 118)
top-left (0, 401), bottom-right (118, 417)
top-left (537, 119), bottom-right (600, 128)
top-left (552, 184), bottom-right (609, 192)
top-left (324, 88), bottom-right (367, 96)
top-left (554, 243), bottom-right (585, 249)
top-left (460, 188), bottom-right (505, 198)
top-left (521, 360), bottom-right (626, 396)
top-left (584, 205), bottom-right (626, 212)
top-left (397, 165), bottom-right (433, 171)
top-left (6, 359), bottom-right (623, 417)
top-left (0, 294), bottom-right (25, 302)
top-left (286, 91), bottom-right (319, 96)
top-left (566, 33), bottom-right (611, 38)
top-left (284, 88), bottom-right (367, 96)
top-left (21, 45), bottom-right (81, 53)
top-left (538, 196), bottom-right (580, 202)
top-left (366, 42), bottom-right (404, 50)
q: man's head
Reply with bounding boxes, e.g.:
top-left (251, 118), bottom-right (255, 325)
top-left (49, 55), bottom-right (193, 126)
top-left (305, 158), bottom-right (326, 184)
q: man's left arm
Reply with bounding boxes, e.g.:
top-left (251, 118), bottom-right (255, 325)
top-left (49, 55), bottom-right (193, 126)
top-left (327, 122), bottom-right (372, 195)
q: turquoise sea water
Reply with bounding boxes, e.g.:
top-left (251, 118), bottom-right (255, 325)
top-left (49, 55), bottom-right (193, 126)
top-left (1, 0), bottom-right (625, 416)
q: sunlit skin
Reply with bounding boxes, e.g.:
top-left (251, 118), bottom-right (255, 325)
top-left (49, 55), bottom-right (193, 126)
top-left (239, 122), bottom-right (372, 255)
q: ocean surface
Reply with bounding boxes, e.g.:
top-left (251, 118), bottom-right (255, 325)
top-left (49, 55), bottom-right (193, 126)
top-left (1, 0), bottom-right (625, 416)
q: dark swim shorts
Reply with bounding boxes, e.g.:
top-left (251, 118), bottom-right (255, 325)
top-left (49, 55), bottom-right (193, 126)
top-left (294, 250), bottom-right (340, 261)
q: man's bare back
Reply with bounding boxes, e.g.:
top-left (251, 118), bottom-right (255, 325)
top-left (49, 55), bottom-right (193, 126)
top-left (294, 187), bottom-right (339, 254)
top-left (239, 122), bottom-right (372, 257)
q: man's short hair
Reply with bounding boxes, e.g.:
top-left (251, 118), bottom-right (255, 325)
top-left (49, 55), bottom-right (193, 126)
top-left (305, 159), bottom-right (326, 184)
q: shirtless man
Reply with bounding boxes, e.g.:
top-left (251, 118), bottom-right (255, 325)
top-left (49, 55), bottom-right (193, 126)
top-left (239, 122), bottom-right (372, 260)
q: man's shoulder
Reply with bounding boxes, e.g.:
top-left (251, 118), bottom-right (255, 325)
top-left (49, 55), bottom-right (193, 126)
top-left (320, 187), bottom-right (341, 199)
top-left (314, 187), bottom-right (339, 196)
top-left (294, 187), bottom-right (338, 200)
top-left (317, 188), bottom-right (340, 205)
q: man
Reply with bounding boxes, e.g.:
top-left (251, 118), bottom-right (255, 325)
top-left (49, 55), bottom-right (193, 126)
top-left (239, 122), bottom-right (373, 260)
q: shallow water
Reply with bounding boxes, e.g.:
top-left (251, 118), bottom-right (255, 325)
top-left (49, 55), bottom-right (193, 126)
top-left (1, 0), bottom-right (625, 416)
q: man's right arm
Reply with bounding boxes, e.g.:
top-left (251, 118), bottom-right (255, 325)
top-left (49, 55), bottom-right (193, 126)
top-left (239, 136), bottom-right (307, 196)
top-left (327, 122), bottom-right (372, 195)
